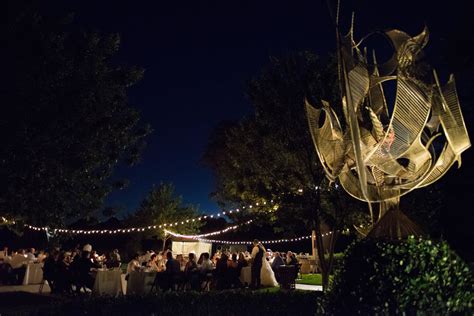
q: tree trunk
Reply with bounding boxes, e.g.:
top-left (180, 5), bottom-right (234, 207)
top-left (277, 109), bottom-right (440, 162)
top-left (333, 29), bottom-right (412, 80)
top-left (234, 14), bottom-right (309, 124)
top-left (162, 235), bottom-right (169, 252)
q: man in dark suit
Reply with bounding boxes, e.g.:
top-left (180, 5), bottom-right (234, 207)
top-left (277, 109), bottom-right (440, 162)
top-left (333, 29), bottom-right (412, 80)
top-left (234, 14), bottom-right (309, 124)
top-left (250, 239), bottom-right (264, 289)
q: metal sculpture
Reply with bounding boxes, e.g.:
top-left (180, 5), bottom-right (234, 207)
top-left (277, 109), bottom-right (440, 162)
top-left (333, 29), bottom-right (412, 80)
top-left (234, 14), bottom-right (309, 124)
top-left (305, 19), bottom-right (470, 237)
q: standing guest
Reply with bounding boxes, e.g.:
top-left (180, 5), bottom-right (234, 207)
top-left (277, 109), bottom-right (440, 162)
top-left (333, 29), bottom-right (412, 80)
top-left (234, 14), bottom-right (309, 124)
top-left (250, 240), bottom-right (264, 289)
top-left (176, 254), bottom-right (186, 272)
top-left (197, 253), bottom-right (205, 266)
top-left (198, 252), bottom-right (213, 273)
top-left (215, 252), bottom-right (229, 289)
top-left (164, 251), bottom-right (180, 290)
top-left (237, 252), bottom-right (248, 269)
top-left (43, 249), bottom-right (59, 292)
top-left (71, 247), bottom-right (97, 291)
top-left (227, 253), bottom-right (241, 289)
top-left (56, 252), bottom-right (72, 293)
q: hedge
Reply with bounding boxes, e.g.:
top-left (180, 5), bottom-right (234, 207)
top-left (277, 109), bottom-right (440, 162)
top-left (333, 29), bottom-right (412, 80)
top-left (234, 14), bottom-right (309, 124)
top-left (14, 290), bottom-right (323, 316)
top-left (325, 236), bottom-right (474, 315)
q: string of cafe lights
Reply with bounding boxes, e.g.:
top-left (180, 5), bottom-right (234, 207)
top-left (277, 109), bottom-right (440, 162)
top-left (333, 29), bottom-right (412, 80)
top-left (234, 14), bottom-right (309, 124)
top-left (3, 185), bottom-right (335, 235)
top-left (16, 200), bottom-right (276, 235)
top-left (165, 230), bottom-right (335, 245)
top-left (163, 220), bottom-right (253, 239)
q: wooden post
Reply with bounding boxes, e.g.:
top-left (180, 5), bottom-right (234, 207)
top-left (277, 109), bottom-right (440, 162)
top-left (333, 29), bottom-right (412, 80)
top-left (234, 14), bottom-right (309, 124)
top-left (311, 229), bottom-right (316, 258)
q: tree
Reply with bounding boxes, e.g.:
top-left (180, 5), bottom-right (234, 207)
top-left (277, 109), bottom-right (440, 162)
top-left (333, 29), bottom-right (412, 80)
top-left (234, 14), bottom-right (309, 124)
top-left (203, 52), bottom-right (368, 289)
top-left (127, 183), bottom-right (203, 252)
top-left (0, 1), bottom-right (150, 227)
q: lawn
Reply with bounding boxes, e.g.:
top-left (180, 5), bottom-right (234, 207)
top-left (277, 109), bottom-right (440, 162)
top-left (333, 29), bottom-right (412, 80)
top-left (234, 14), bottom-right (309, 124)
top-left (296, 273), bottom-right (322, 286)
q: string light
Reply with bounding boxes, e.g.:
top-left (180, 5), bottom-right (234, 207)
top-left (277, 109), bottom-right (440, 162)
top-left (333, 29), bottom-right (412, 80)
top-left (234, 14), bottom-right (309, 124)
top-left (1, 187), bottom-right (330, 235)
top-left (164, 220), bottom-right (253, 239)
top-left (166, 231), bottom-right (335, 245)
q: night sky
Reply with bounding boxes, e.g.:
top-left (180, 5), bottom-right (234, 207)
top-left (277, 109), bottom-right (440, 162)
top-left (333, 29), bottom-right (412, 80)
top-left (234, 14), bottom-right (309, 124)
top-left (46, 0), bottom-right (472, 216)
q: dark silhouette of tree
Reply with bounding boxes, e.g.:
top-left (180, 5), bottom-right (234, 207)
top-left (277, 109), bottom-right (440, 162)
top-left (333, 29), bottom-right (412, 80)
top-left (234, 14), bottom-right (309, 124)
top-left (0, 1), bottom-right (150, 227)
top-left (126, 183), bottom-right (202, 252)
top-left (203, 52), bottom-right (368, 289)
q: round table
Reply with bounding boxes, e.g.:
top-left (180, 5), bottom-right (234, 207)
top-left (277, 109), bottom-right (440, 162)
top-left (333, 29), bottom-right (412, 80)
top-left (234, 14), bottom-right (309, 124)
top-left (93, 269), bottom-right (123, 296)
top-left (23, 262), bottom-right (43, 285)
top-left (126, 271), bottom-right (157, 295)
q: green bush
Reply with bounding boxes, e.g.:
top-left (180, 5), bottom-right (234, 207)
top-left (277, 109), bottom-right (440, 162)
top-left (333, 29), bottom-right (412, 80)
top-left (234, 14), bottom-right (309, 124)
top-left (325, 236), bottom-right (474, 315)
top-left (27, 290), bottom-right (322, 316)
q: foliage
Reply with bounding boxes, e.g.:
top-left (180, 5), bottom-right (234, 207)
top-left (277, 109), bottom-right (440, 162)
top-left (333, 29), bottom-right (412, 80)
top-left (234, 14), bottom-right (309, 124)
top-left (325, 236), bottom-right (474, 315)
top-left (203, 52), bottom-right (367, 236)
top-left (125, 183), bottom-right (203, 254)
top-left (19, 290), bottom-right (323, 316)
top-left (0, 1), bottom-right (150, 227)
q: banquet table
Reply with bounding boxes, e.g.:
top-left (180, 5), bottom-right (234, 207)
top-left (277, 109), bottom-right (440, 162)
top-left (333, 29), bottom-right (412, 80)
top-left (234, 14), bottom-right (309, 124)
top-left (23, 262), bottom-right (43, 285)
top-left (93, 269), bottom-right (123, 296)
top-left (240, 266), bottom-right (251, 286)
top-left (126, 271), bottom-right (157, 295)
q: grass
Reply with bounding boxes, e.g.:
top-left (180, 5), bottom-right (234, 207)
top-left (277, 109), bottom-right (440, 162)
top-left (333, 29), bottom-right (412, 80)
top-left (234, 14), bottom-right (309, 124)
top-left (296, 273), bottom-right (322, 286)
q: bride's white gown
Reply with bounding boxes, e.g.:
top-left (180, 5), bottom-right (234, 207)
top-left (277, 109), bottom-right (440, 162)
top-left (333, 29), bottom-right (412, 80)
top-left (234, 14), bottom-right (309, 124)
top-left (260, 257), bottom-right (278, 287)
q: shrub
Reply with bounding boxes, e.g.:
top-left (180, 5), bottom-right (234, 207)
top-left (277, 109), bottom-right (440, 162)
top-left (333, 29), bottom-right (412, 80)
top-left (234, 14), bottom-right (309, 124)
top-left (325, 236), bottom-right (474, 315)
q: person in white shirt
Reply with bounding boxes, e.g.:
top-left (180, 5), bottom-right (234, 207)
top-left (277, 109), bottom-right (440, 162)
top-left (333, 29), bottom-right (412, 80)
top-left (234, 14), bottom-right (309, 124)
top-left (26, 248), bottom-right (36, 262)
top-left (127, 253), bottom-right (141, 274)
top-left (198, 252), bottom-right (213, 273)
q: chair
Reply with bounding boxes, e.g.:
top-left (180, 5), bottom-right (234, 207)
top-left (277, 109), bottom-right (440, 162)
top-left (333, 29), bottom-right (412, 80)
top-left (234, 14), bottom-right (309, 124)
top-left (278, 265), bottom-right (297, 290)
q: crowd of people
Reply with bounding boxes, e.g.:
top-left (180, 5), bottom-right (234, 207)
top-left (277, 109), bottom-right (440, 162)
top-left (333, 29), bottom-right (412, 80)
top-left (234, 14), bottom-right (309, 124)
top-left (0, 240), bottom-right (302, 294)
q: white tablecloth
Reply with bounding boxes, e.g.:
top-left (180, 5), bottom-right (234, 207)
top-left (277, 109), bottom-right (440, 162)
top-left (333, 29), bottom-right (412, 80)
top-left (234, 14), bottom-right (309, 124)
top-left (93, 269), bottom-right (123, 296)
top-left (126, 271), bottom-right (157, 295)
top-left (240, 266), bottom-right (251, 285)
top-left (23, 263), bottom-right (43, 285)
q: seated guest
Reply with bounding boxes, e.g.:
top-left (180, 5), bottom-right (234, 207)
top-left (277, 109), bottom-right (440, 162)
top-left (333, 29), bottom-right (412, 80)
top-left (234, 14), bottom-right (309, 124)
top-left (146, 254), bottom-right (161, 272)
top-left (37, 250), bottom-right (47, 263)
top-left (107, 249), bottom-right (121, 268)
top-left (286, 251), bottom-right (298, 266)
top-left (0, 246), bottom-right (8, 261)
top-left (271, 252), bottom-right (285, 283)
top-left (127, 253), bottom-right (141, 274)
top-left (271, 252), bottom-right (285, 271)
top-left (9, 249), bottom-right (28, 284)
top-left (184, 253), bottom-right (199, 290)
top-left (26, 248), bottom-right (36, 262)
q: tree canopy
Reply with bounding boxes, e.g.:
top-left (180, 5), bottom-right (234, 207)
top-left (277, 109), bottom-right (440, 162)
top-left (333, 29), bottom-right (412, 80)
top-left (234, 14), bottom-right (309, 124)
top-left (126, 183), bottom-right (202, 251)
top-left (0, 2), bottom-right (150, 227)
top-left (203, 52), bottom-right (367, 236)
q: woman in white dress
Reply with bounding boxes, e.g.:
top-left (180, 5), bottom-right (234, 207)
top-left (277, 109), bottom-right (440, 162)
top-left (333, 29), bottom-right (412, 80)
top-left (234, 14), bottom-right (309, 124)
top-left (259, 244), bottom-right (278, 287)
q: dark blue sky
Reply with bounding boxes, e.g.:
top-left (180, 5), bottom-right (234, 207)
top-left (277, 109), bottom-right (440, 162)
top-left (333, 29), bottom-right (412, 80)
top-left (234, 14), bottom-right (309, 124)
top-left (50, 0), bottom-right (471, 216)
